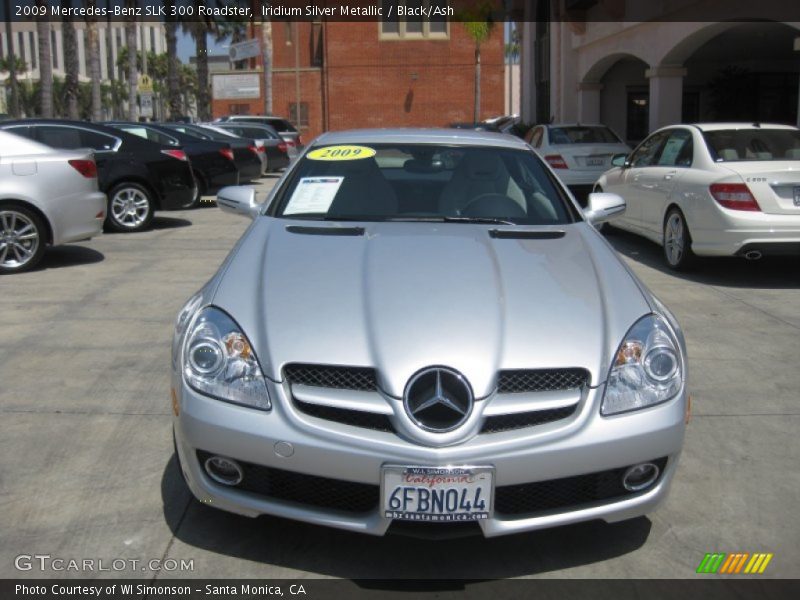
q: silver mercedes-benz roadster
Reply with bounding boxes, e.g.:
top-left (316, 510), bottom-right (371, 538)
top-left (171, 129), bottom-right (688, 538)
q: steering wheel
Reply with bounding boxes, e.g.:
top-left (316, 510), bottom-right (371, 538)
top-left (460, 193), bottom-right (527, 218)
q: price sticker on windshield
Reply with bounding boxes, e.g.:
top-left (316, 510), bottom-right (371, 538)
top-left (307, 145), bottom-right (376, 161)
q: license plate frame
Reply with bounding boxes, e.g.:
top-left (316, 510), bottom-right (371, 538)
top-left (585, 156), bottom-right (606, 167)
top-left (381, 465), bottom-right (494, 522)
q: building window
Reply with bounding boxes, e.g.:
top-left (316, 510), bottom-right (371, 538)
top-left (229, 104), bottom-right (251, 115)
top-left (289, 102), bottom-right (309, 128)
top-left (0, 33), bottom-right (5, 60)
top-left (29, 31), bottom-right (36, 69)
top-left (150, 27), bottom-right (156, 53)
top-left (380, 0), bottom-right (449, 40)
top-left (18, 31), bottom-right (24, 64)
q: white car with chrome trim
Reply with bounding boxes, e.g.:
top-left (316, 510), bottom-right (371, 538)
top-left (596, 122), bottom-right (800, 269)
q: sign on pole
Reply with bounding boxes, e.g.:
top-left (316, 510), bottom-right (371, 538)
top-left (138, 74), bottom-right (154, 94)
top-left (140, 92), bottom-right (154, 118)
top-left (229, 39), bottom-right (261, 62)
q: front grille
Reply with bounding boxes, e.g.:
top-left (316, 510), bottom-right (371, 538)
top-left (497, 368), bottom-right (590, 393)
top-left (294, 400), bottom-right (394, 432)
top-left (480, 405), bottom-right (577, 434)
top-left (284, 364), bottom-right (377, 391)
top-left (196, 450), bottom-right (380, 513)
top-left (494, 457), bottom-right (669, 516)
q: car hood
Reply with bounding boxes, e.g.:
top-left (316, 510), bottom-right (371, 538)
top-left (211, 219), bottom-right (652, 397)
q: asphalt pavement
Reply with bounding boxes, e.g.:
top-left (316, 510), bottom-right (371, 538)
top-left (1, 176), bottom-right (798, 580)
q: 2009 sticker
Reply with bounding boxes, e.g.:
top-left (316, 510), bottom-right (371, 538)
top-left (307, 145), bottom-right (376, 161)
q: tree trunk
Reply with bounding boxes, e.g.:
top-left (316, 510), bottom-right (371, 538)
top-left (261, 19), bottom-right (272, 115)
top-left (62, 2), bottom-right (80, 119)
top-left (3, 0), bottom-right (19, 118)
top-left (194, 25), bottom-right (210, 121)
top-left (165, 4), bottom-right (181, 119)
top-left (105, 3), bottom-right (117, 118)
top-left (86, 7), bottom-right (102, 122)
top-left (36, 6), bottom-right (53, 118)
top-left (474, 45), bottom-right (481, 123)
top-left (125, 18), bottom-right (137, 121)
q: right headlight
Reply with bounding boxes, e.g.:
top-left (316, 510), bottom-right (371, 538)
top-left (182, 306), bottom-right (271, 411)
top-left (601, 314), bottom-right (683, 416)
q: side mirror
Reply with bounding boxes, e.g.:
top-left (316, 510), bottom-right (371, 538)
top-left (584, 192), bottom-right (626, 225)
top-left (216, 186), bottom-right (260, 219)
top-left (611, 153), bottom-right (629, 168)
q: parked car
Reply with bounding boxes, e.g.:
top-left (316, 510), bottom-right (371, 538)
top-left (160, 123), bottom-right (264, 184)
top-left (525, 124), bottom-right (631, 206)
top-left (171, 129), bottom-right (688, 538)
top-left (201, 122), bottom-right (292, 172)
top-left (214, 115), bottom-right (305, 153)
top-left (0, 130), bottom-right (106, 273)
top-left (106, 121), bottom-right (239, 207)
top-left (182, 123), bottom-right (269, 174)
top-left (0, 119), bottom-right (195, 232)
top-left (596, 123), bottom-right (800, 269)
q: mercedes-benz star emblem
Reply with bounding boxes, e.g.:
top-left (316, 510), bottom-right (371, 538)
top-left (403, 367), bottom-right (473, 432)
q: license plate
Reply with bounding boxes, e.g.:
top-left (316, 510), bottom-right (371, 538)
top-left (382, 465), bottom-right (493, 522)
top-left (585, 156), bottom-right (606, 167)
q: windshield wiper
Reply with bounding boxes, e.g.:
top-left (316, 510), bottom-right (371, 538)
top-left (442, 216), bottom-right (516, 226)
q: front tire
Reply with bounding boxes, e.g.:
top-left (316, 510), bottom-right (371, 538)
top-left (106, 182), bottom-right (154, 232)
top-left (663, 208), bottom-right (695, 270)
top-left (0, 204), bottom-right (46, 274)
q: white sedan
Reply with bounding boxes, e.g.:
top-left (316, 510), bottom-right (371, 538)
top-left (0, 131), bottom-right (106, 273)
top-left (595, 123), bottom-right (800, 269)
top-left (524, 124), bottom-right (631, 205)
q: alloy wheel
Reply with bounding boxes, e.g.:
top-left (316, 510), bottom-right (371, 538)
top-left (664, 212), bottom-right (685, 267)
top-left (0, 210), bottom-right (40, 270)
top-left (111, 187), bottom-right (151, 229)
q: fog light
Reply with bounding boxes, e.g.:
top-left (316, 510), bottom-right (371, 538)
top-left (204, 455), bottom-right (243, 486)
top-left (622, 462), bottom-right (660, 492)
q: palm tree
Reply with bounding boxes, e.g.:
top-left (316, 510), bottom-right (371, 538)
top-left (260, 18), bottom-right (272, 115)
top-left (36, 1), bottom-right (53, 118)
top-left (85, 0), bottom-right (103, 121)
top-left (125, 3), bottom-right (137, 121)
top-left (105, 0), bottom-right (118, 118)
top-left (462, 1), bottom-right (496, 123)
top-left (3, 0), bottom-right (19, 118)
top-left (164, 0), bottom-right (181, 119)
top-left (62, 0), bottom-right (80, 119)
top-left (184, 18), bottom-right (211, 121)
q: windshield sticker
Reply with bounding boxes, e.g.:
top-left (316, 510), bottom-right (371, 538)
top-left (284, 177), bottom-right (344, 215)
top-left (307, 145), bottom-right (377, 161)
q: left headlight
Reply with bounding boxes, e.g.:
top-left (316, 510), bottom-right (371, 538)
top-left (601, 314), bottom-right (683, 416)
top-left (181, 306), bottom-right (271, 411)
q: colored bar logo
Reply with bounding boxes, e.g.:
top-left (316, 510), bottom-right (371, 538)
top-left (696, 552), bottom-right (773, 574)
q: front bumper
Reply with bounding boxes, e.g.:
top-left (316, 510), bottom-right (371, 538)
top-left (173, 379), bottom-right (685, 537)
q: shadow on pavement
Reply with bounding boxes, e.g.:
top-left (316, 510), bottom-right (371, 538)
top-left (35, 245), bottom-right (104, 270)
top-left (605, 227), bottom-right (800, 290)
top-left (151, 216), bottom-right (193, 230)
top-left (161, 454), bottom-right (652, 579)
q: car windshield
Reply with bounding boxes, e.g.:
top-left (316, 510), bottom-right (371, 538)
top-left (702, 128), bottom-right (800, 162)
top-left (272, 143), bottom-right (576, 225)
top-left (549, 126), bottom-right (621, 144)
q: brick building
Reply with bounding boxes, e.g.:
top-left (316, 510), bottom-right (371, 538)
top-left (211, 20), bottom-right (505, 141)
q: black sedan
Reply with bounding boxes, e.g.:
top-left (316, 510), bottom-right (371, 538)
top-left (106, 122), bottom-right (239, 207)
top-left (0, 119), bottom-right (195, 232)
top-left (160, 123), bottom-right (264, 184)
top-left (206, 121), bottom-right (291, 173)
